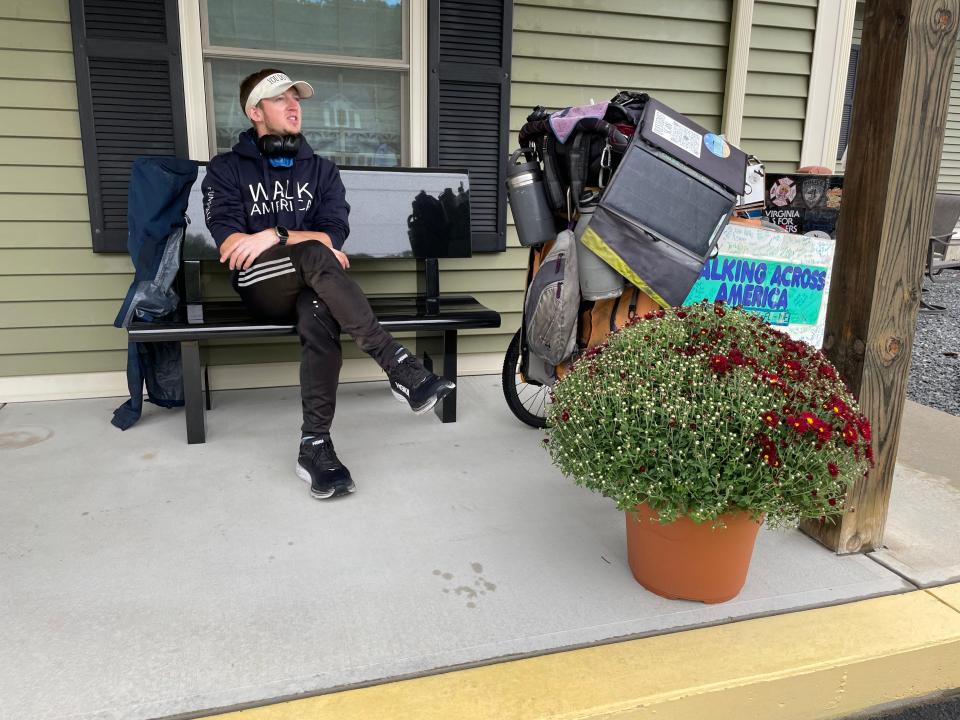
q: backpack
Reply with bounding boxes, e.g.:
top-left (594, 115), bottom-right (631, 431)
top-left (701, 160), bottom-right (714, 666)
top-left (578, 285), bottom-right (660, 350)
top-left (523, 228), bottom-right (580, 366)
top-left (517, 91), bottom-right (649, 215)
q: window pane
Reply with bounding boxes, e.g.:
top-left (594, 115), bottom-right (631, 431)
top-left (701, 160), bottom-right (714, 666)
top-left (206, 0), bottom-right (404, 59)
top-left (209, 58), bottom-right (403, 166)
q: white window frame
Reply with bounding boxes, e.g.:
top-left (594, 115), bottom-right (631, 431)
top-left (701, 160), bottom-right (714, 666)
top-left (178, 0), bottom-right (427, 165)
top-left (800, 0), bottom-right (857, 172)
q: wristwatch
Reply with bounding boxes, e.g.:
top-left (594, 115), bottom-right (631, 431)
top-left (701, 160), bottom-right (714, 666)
top-left (275, 225), bottom-right (289, 246)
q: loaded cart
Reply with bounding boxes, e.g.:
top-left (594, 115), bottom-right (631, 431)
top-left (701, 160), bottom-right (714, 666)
top-left (501, 93), bottom-right (749, 428)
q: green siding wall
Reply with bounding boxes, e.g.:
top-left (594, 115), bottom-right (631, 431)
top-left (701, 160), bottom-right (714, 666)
top-left (0, 0), bottom-right (733, 384)
top-left (512, 0), bottom-right (730, 137)
top-left (741, 0), bottom-right (817, 173)
top-left (0, 0), bottom-right (127, 377)
top-left (0, 1), bottom-right (515, 378)
top-left (937, 44), bottom-right (960, 194)
top-left (0, 0), bottom-right (737, 382)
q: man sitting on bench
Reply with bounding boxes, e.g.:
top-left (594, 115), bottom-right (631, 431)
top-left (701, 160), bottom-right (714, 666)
top-left (202, 68), bottom-right (455, 501)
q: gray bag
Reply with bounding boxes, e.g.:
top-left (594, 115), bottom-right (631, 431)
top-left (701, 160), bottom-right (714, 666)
top-left (523, 229), bottom-right (580, 366)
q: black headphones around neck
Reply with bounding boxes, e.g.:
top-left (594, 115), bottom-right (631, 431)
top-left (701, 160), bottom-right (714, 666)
top-left (257, 133), bottom-right (302, 158)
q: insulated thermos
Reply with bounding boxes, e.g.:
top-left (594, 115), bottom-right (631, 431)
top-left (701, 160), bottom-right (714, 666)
top-left (505, 147), bottom-right (556, 247)
top-left (575, 190), bottom-right (624, 300)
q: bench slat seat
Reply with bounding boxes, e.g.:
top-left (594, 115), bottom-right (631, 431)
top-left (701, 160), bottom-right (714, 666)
top-left (129, 295), bottom-right (500, 342)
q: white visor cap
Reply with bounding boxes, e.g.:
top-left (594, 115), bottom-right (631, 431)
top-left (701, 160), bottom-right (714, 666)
top-left (244, 72), bottom-right (315, 114)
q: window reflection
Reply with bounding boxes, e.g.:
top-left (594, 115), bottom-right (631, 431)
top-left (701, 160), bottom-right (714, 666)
top-left (208, 59), bottom-right (403, 166)
top-left (206, 0), bottom-right (404, 59)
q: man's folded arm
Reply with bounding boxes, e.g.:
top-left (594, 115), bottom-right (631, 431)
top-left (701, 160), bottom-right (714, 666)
top-left (305, 164), bottom-right (350, 250)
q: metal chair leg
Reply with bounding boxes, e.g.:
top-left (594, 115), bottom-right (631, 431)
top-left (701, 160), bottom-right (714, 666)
top-left (919, 286), bottom-right (947, 314)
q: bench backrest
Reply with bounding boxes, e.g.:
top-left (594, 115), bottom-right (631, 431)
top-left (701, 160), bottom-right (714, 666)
top-left (181, 163), bottom-right (470, 311)
top-left (183, 164), bottom-right (472, 261)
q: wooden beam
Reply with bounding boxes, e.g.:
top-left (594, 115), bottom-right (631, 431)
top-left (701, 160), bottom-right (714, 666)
top-left (801, 0), bottom-right (959, 553)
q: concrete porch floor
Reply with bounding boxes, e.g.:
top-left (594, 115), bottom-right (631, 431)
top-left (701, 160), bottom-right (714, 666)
top-left (0, 376), bottom-right (957, 720)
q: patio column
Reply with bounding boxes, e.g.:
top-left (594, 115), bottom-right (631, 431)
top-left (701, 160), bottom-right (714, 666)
top-left (800, 0), bottom-right (959, 553)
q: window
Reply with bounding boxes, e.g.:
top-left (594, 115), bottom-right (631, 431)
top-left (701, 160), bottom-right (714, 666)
top-left (200, 0), bottom-right (408, 166)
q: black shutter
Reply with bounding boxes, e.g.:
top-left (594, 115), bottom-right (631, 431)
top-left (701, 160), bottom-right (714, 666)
top-left (837, 45), bottom-right (859, 162)
top-left (428, 0), bottom-right (513, 253)
top-left (70, 0), bottom-right (188, 253)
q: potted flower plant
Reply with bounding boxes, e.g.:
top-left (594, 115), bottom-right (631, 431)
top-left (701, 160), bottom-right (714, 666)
top-left (544, 301), bottom-right (873, 603)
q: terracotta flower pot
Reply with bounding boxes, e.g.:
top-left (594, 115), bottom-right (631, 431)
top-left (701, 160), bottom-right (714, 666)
top-left (625, 502), bottom-right (763, 604)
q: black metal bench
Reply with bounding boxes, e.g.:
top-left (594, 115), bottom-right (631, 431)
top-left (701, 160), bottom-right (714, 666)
top-left (128, 165), bottom-right (501, 444)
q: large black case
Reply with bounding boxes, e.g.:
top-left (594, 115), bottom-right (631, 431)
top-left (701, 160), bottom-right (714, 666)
top-left (582, 98), bottom-right (748, 307)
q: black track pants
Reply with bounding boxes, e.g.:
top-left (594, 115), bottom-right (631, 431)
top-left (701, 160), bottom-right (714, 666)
top-left (235, 241), bottom-right (401, 435)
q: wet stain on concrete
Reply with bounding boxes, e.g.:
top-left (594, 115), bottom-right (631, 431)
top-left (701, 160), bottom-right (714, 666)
top-left (0, 427), bottom-right (53, 450)
top-left (433, 563), bottom-right (498, 609)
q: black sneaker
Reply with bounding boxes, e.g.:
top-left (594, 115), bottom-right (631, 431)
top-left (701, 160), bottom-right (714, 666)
top-left (296, 435), bottom-right (355, 500)
top-left (387, 348), bottom-right (456, 414)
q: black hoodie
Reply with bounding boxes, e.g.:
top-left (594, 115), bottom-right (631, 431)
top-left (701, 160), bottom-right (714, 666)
top-left (201, 129), bottom-right (350, 250)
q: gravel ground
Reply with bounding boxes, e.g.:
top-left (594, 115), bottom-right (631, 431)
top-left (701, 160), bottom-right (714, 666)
top-left (907, 269), bottom-right (960, 416)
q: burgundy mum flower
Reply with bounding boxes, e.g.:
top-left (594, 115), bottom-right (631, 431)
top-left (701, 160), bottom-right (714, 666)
top-left (761, 445), bottom-right (781, 467)
top-left (856, 416), bottom-right (872, 442)
top-left (813, 422), bottom-right (833, 443)
top-left (841, 423), bottom-right (858, 447)
top-left (709, 354), bottom-right (731, 375)
top-left (827, 462), bottom-right (839, 477)
top-left (827, 394), bottom-right (852, 420)
top-left (761, 410), bottom-right (780, 428)
top-left (560, 410), bottom-right (570, 422)
top-left (761, 370), bottom-right (782, 387)
top-left (818, 363), bottom-right (837, 380)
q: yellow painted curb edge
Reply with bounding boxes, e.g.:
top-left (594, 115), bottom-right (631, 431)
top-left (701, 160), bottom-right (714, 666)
top-left (207, 585), bottom-right (960, 720)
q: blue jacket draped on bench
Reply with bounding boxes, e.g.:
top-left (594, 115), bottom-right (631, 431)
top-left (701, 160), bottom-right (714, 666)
top-left (112, 157), bottom-right (198, 430)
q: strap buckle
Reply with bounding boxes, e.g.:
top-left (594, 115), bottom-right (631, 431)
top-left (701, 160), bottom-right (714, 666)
top-left (599, 142), bottom-right (612, 188)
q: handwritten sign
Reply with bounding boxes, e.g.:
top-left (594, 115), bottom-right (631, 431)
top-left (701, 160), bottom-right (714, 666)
top-left (684, 223), bottom-right (835, 347)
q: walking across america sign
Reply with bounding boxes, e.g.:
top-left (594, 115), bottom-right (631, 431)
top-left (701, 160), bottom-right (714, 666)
top-left (683, 223), bottom-right (835, 347)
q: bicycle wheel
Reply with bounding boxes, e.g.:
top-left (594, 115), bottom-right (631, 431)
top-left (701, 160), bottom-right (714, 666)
top-left (501, 328), bottom-right (550, 428)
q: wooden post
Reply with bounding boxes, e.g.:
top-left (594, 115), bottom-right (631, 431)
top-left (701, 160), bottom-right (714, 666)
top-left (800, 0), bottom-right (959, 553)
